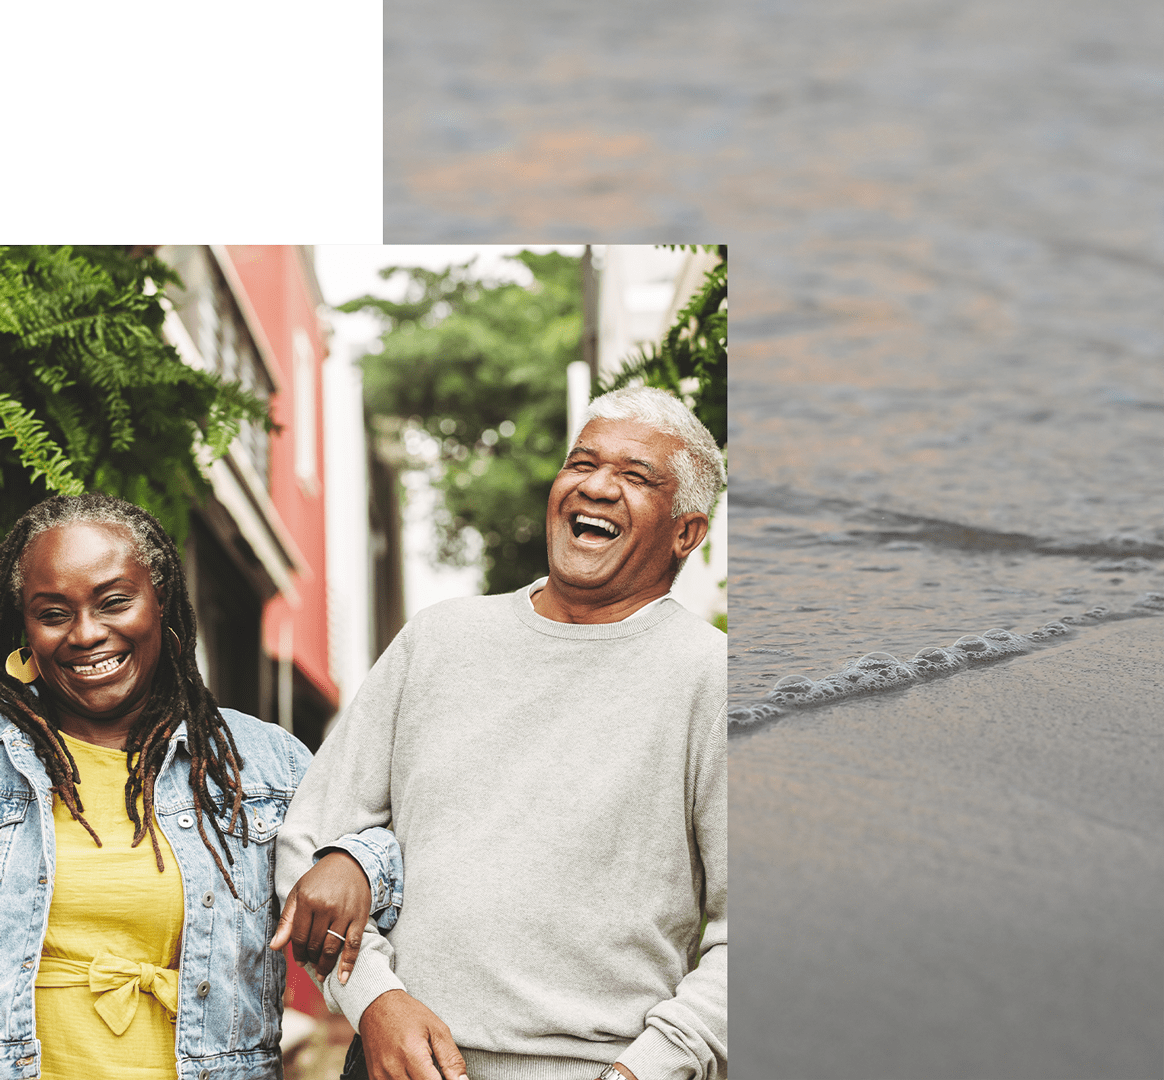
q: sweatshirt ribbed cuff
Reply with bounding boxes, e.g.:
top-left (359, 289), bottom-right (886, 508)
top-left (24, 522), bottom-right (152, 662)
top-left (617, 1025), bottom-right (699, 1080)
top-left (321, 945), bottom-right (405, 1030)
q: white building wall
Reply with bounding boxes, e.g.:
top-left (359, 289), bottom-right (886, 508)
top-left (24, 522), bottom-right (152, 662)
top-left (596, 245), bottom-right (687, 382)
top-left (323, 345), bottom-right (374, 708)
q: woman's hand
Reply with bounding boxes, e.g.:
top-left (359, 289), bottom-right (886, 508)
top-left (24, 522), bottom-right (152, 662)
top-left (270, 850), bottom-right (372, 985)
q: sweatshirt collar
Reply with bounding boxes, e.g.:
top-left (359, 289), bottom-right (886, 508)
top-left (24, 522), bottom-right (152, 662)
top-left (524, 576), bottom-right (675, 623)
top-left (515, 580), bottom-right (680, 638)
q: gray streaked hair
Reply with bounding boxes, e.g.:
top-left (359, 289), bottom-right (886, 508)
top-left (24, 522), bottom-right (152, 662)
top-left (581, 386), bottom-right (726, 517)
top-left (11, 494), bottom-right (165, 606)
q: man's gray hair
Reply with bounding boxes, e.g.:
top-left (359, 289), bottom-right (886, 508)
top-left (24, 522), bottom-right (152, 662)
top-left (582, 386), bottom-right (726, 518)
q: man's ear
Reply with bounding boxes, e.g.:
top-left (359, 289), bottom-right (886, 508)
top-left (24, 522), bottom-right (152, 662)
top-left (672, 512), bottom-right (710, 562)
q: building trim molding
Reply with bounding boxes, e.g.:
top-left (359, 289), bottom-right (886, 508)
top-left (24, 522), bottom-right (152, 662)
top-left (210, 245), bottom-right (284, 393)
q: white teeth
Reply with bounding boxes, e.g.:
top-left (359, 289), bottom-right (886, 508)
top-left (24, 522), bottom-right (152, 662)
top-left (575, 514), bottom-right (620, 537)
top-left (70, 656), bottom-right (124, 675)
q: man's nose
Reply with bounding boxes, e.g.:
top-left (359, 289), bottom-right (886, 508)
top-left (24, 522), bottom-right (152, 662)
top-left (577, 465), bottom-right (620, 500)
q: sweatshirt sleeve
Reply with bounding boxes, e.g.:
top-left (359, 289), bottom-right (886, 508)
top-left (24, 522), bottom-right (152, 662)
top-left (617, 704), bottom-right (728, 1080)
top-left (275, 622), bottom-right (416, 1029)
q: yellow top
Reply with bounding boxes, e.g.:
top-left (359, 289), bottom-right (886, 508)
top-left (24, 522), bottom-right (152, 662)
top-left (35, 731), bottom-right (184, 1079)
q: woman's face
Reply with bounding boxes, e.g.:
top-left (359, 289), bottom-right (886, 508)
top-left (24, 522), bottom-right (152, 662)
top-left (20, 521), bottom-right (163, 748)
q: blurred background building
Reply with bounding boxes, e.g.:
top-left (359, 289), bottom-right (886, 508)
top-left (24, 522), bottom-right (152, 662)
top-left (157, 245), bottom-right (402, 755)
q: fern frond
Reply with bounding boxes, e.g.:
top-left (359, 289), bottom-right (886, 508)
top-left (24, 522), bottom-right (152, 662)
top-left (0, 394), bottom-right (85, 496)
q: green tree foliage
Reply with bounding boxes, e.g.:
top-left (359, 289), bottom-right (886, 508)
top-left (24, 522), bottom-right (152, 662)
top-left (342, 251), bottom-right (580, 594)
top-left (599, 244), bottom-right (727, 450)
top-left (0, 246), bottom-right (269, 541)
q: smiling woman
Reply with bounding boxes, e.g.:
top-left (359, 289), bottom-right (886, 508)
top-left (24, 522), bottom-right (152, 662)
top-left (19, 521), bottom-right (166, 750)
top-left (0, 493), bottom-right (400, 1080)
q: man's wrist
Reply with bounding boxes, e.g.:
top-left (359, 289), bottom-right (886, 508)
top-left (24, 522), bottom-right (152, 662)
top-left (596, 1064), bottom-right (637, 1080)
top-left (323, 946), bottom-right (405, 1029)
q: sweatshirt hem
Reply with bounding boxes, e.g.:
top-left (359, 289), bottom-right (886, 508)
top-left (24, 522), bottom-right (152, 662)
top-left (461, 1048), bottom-right (616, 1080)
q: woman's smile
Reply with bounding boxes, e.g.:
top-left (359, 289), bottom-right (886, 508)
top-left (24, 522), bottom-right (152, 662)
top-left (62, 652), bottom-right (129, 679)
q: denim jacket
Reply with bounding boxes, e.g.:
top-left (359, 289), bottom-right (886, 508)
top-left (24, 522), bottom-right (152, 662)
top-left (0, 708), bottom-right (402, 1080)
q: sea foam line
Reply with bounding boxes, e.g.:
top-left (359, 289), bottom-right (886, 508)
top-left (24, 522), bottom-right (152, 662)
top-left (728, 591), bottom-right (1164, 727)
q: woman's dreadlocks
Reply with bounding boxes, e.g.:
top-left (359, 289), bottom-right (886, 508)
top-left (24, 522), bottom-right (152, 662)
top-left (0, 494), bottom-right (248, 898)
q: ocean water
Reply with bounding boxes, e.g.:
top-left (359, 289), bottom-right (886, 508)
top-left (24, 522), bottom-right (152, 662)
top-left (726, 0), bottom-right (1164, 722)
top-left (729, 352), bottom-right (1164, 720)
top-left (384, 0), bottom-right (1164, 677)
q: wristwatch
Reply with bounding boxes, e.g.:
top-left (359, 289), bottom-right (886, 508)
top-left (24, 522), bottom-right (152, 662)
top-left (596, 1067), bottom-right (624, 1080)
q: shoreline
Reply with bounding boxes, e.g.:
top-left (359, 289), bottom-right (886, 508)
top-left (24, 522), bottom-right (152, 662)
top-left (730, 616), bottom-right (1164, 1079)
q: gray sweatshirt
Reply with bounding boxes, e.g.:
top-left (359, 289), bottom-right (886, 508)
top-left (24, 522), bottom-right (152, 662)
top-left (276, 587), bottom-right (726, 1080)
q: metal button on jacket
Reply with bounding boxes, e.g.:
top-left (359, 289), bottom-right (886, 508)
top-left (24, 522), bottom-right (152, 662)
top-left (198, 1069), bottom-right (210, 1080)
top-left (202, 891), bottom-right (215, 907)
top-left (178, 813), bottom-right (194, 829)
top-left (196, 980), bottom-right (211, 998)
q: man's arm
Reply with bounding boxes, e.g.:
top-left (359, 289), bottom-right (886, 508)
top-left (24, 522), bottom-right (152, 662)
top-left (274, 645), bottom-right (407, 1021)
top-left (615, 705), bottom-right (728, 1080)
top-left (274, 622), bottom-right (467, 1080)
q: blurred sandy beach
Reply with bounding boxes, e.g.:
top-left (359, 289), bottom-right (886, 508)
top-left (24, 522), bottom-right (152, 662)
top-left (732, 615), bottom-right (1163, 1079)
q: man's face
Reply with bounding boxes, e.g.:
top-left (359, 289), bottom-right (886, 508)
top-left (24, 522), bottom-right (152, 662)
top-left (544, 418), bottom-right (690, 601)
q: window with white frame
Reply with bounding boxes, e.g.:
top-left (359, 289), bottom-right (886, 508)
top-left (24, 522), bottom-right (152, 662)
top-left (161, 245), bottom-right (273, 491)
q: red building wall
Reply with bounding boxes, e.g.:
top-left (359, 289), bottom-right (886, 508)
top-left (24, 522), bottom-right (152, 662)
top-left (224, 245), bottom-right (338, 711)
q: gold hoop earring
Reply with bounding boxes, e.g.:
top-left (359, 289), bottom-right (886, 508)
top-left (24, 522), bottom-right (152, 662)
top-left (5, 648), bottom-right (40, 684)
top-left (168, 627), bottom-right (182, 656)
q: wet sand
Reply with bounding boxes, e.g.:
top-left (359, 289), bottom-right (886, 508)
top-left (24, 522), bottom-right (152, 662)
top-left (730, 615), bottom-right (1164, 1079)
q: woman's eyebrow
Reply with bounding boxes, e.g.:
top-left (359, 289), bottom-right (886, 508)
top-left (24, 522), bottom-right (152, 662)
top-left (91, 576), bottom-right (135, 593)
top-left (28, 576), bottom-right (135, 603)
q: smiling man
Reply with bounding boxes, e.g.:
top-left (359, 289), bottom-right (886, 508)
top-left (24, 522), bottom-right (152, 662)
top-left (276, 386), bottom-right (727, 1080)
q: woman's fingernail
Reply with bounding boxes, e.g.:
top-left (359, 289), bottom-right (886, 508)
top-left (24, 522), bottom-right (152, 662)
top-left (339, 971), bottom-right (349, 985)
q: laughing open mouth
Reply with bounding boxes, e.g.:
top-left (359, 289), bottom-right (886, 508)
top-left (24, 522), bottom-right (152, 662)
top-left (572, 513), bottom-right (621, 540)
top-left (67, 654), bottom-right (127, 676)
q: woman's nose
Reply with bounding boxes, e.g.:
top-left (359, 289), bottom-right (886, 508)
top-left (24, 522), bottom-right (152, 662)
top-left (68, 610), bottom-right (107, 647)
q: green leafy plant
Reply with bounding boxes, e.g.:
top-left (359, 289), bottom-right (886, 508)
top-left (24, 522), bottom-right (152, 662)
top-left (343, 251), bottom-right (580, 594)
top-left (599, 244), bottom-right (727, 450)
top-left (0, 245), bottom-right (269, 541)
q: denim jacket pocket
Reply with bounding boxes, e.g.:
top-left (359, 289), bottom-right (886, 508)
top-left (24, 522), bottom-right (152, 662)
top-left (0, 791), bottom-right (32, 874)
top-left (216, 794), bottom-right (290, 912)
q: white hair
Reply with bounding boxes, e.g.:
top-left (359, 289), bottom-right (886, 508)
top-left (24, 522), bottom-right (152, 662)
top-left (582, 386), bottom-right (726, 518)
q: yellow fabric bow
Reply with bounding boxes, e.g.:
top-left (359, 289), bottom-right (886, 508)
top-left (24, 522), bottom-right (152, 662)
top-left (85, 951), bottom-right (180, 1035)
top-left (37, 951), bottom-right (180, 1035)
